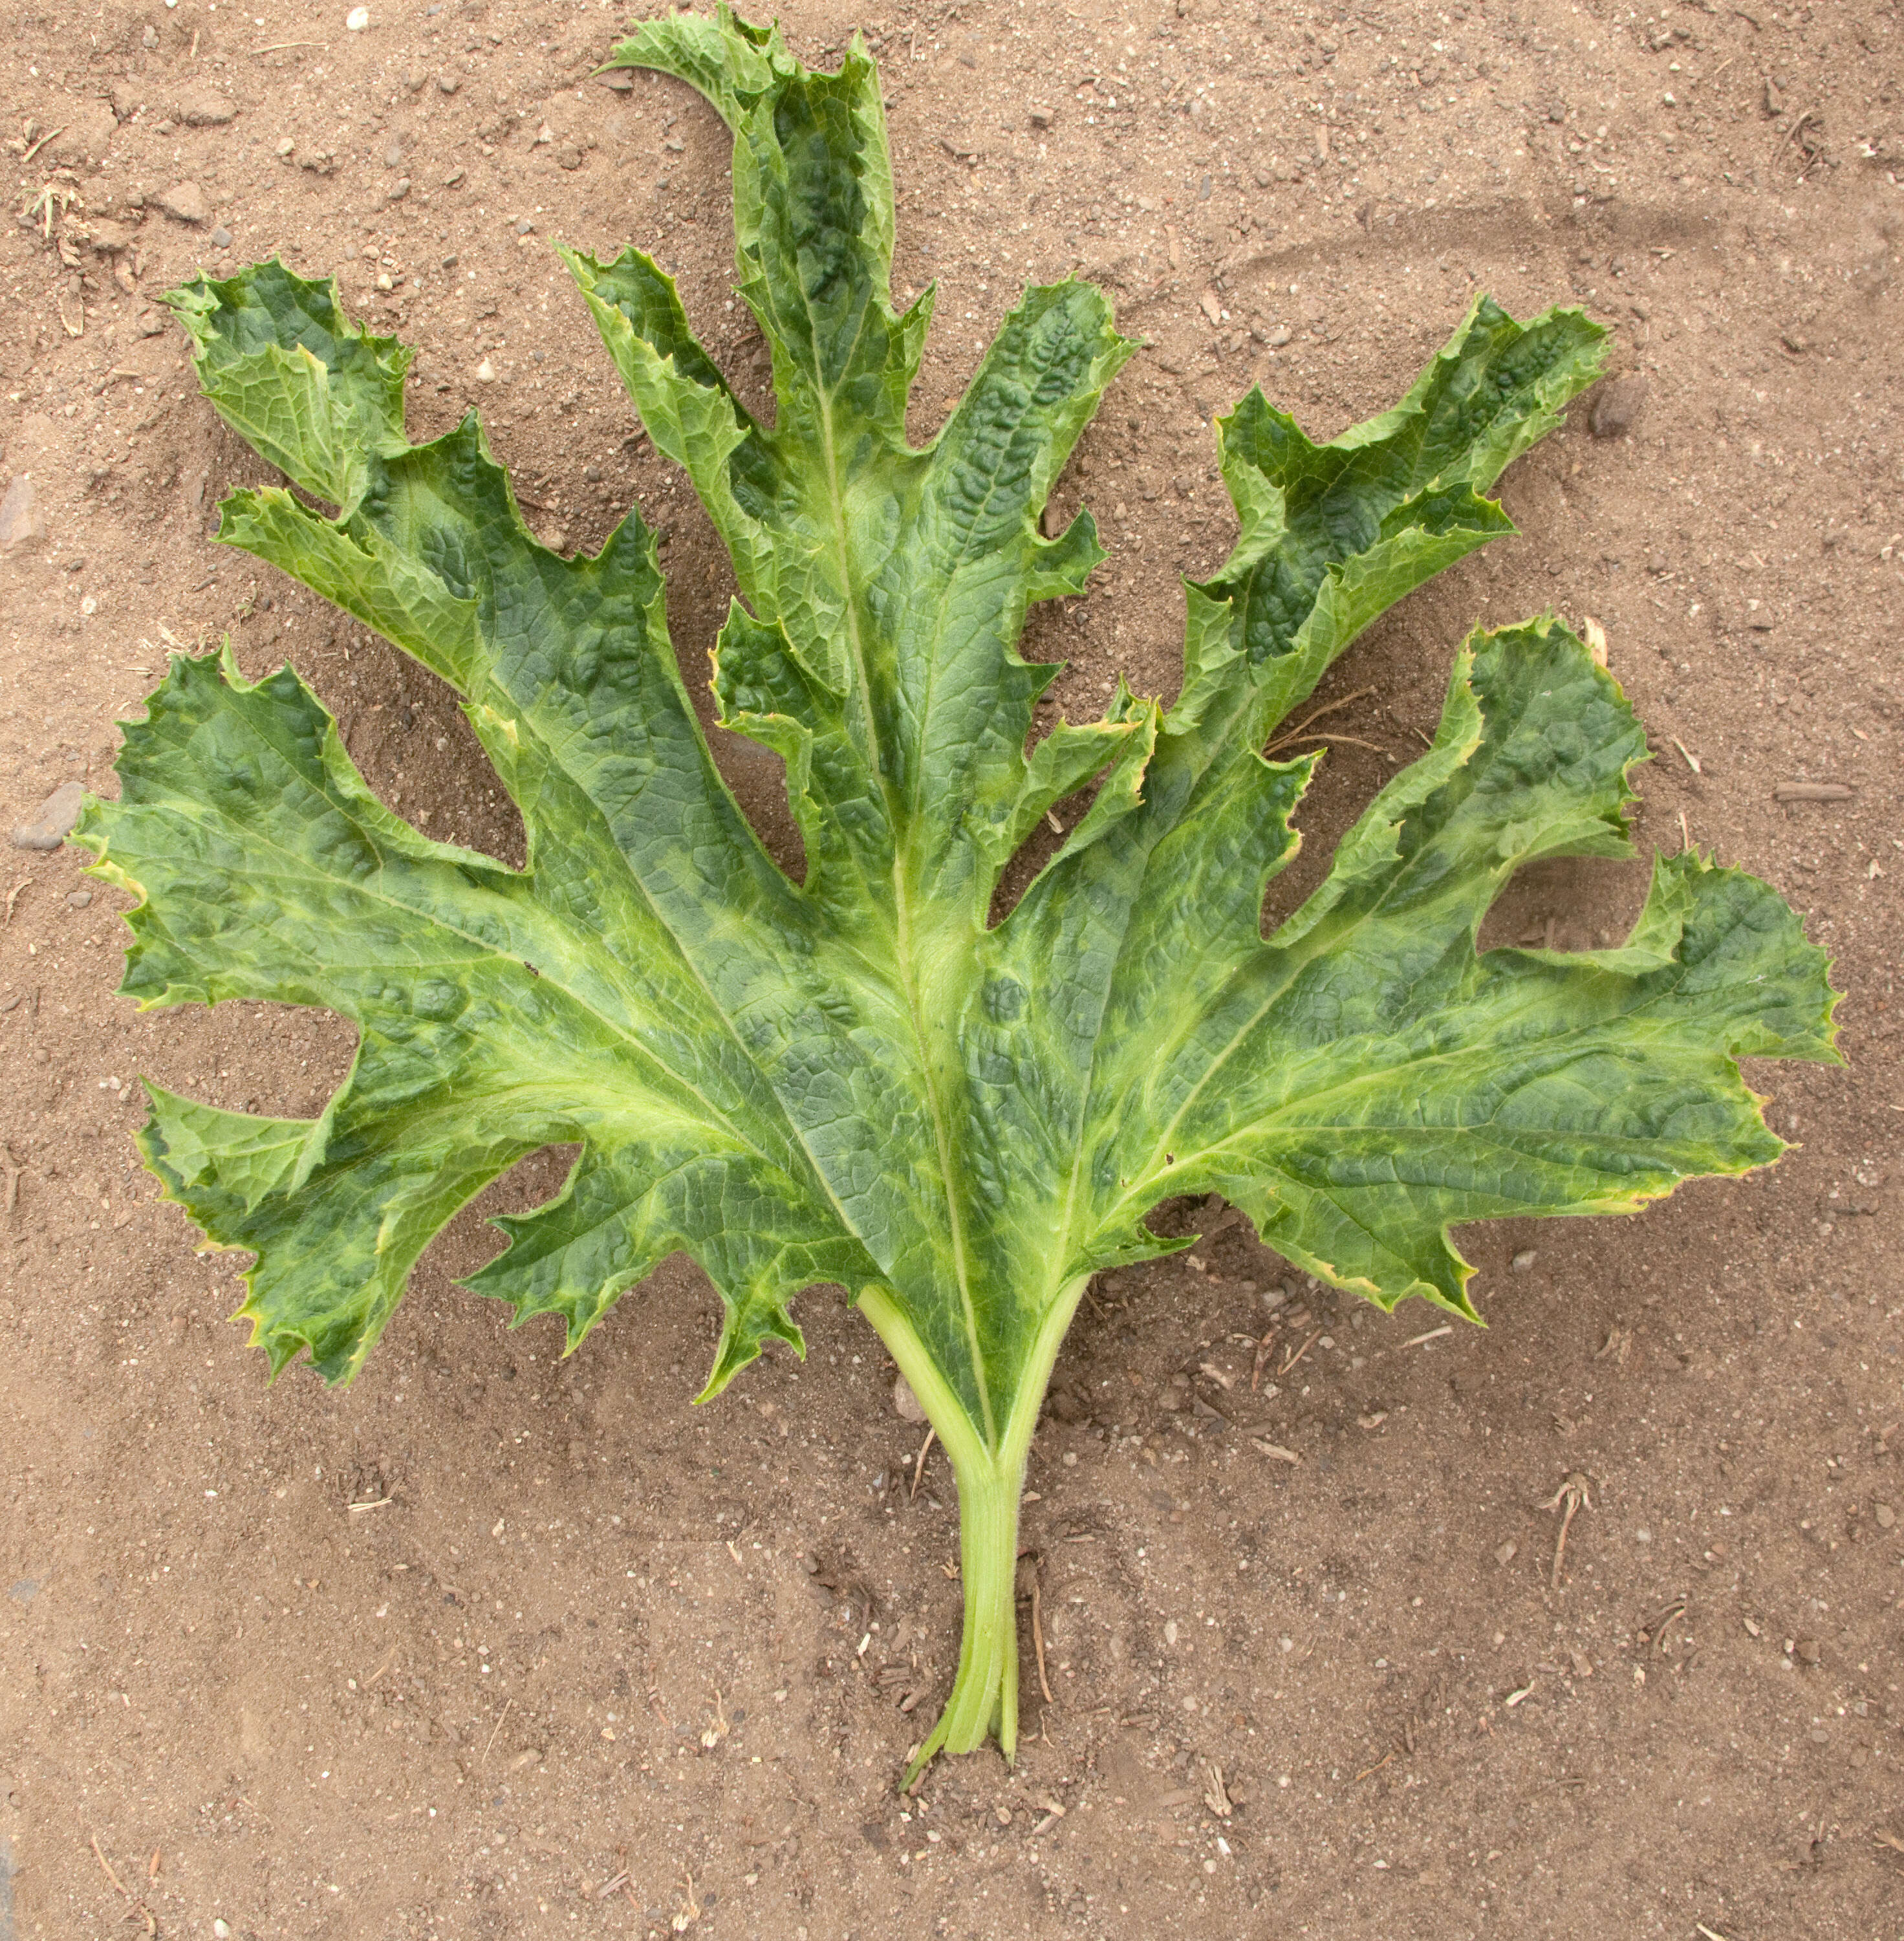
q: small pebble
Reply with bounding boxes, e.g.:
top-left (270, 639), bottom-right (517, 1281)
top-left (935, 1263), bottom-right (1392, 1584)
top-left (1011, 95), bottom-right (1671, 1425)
top-left (347, 6), bottom-right (371, 29)
top-left (892, 1374), bottom-right (927, 1424)
top-left (66, 889), bottom-right (92, 908)
top-left (556, 143), bottom-right (583, 171)
top-left (276, 136), bottom-right (295, 157)
top-left (1265, 323), bottom-right (1292, 347)
top-left (438, 73), bottom-right (460, 95)
top-left (1511, 1248), bottom-right (1537, 1273)
top-left (1877, 1504), bottom-right (1896, 1529)
top-left (1795, 1636), bottom-right (1821, 1665)
top-left (475, 359), bottom-right (496, 383)
top-left (1589, 375), bottom-right (1648, 440)
top-left (0, 473), bottom-right (43, 554)
top-left (11, 781), bottom-right (86, 851)
top-left (211, 224), bottom-right (233, 250)
top-left (1494, 1540), bottom-right (1517, 1566)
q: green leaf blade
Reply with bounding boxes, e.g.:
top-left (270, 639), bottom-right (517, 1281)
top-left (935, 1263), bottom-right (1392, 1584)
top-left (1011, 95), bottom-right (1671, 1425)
top-left (1081, 620), bottom-right (1837, 1317)
top-left (97, 14), bottom-right (1838, 1784)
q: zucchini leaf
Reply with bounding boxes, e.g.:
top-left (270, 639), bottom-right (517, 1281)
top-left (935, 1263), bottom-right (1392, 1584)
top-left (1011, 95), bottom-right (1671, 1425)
top-left (76, 7), bottom-right (1838, 1784)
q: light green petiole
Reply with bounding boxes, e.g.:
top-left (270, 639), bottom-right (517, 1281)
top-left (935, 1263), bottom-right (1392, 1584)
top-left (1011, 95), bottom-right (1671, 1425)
top-left (858, 1274), bottom-right (1092, 1787)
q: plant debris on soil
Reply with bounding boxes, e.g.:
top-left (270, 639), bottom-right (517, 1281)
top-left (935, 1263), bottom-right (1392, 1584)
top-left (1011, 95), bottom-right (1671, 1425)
top-left (1, 3), bottom-right (1900, 1938)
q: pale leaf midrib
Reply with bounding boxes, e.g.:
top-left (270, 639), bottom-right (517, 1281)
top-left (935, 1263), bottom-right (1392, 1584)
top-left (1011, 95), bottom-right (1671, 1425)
top-left (810, 333), bottom-right (998, 1447)
top-left (1099, 998), bottom-right (1726, 1233)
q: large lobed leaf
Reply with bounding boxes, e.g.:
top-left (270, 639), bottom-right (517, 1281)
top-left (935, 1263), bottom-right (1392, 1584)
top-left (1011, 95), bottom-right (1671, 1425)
top-left (80, 8), bottom-right (1835, 1466)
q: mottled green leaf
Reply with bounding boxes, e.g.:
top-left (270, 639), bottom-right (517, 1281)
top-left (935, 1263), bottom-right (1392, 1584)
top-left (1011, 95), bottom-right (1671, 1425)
top-left (78, 9), bottom-right (1838, 1780)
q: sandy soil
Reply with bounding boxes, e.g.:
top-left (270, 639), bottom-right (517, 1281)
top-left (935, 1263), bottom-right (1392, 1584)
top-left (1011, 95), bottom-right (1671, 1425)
top-left (2, 2), bottom-right (1901, 1937)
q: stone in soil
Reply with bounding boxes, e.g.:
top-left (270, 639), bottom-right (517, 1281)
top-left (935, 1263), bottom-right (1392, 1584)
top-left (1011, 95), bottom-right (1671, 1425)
top-left (87, 217), bottom-right (140, 255)
top-left (892, 1374), bottom-right (927, 1424)
top-left (1590, 375), bottom-right (1649, 440)
top-left (10, 782), bottom-right (86, 852)
top-left (159, 182), bottom-right (210, 226)
top-left (0, 474), bottom-right (43, 554)
top-left (177, 87), bottom-right (237, 127)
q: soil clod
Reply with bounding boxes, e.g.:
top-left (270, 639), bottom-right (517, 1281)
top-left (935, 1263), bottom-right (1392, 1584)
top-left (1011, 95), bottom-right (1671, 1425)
top-left (10, 782), bottom-right (85, 851)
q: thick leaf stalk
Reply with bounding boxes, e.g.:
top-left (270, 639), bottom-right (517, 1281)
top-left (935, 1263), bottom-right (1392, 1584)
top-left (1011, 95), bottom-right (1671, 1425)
top-left (861, 1275), bottom-right (1088, 1779)
top-left (73, 6), bottom-right (1840, 1787)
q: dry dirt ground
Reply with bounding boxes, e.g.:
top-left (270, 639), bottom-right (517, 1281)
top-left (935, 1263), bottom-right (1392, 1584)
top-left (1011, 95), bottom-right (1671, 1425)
top-left (2, 1), bottom-right (1901, 1937)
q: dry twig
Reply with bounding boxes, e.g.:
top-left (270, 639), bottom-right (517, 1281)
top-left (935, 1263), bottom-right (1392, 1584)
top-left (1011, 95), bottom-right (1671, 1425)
top-left (671, 1869), bottom-right (702, 1932)
top-left (1250, 1327), bottom-right (1277, 1392)
top-left (479, 1695), bottom-right (514, 1770)
top-left (1029, 1575), bottom-right (1055, 1705)
top-left (89, 1831), bottom-right (157, 1936)
top-left (1543, 1471), bottom-right (1594, 1587)
top-left (1265, 686), bottom-right (1378, 755)
top-left (700, 1684), bottom-right (730, 1750)
top-left (909, 1425), bottom-right (936, 1500)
